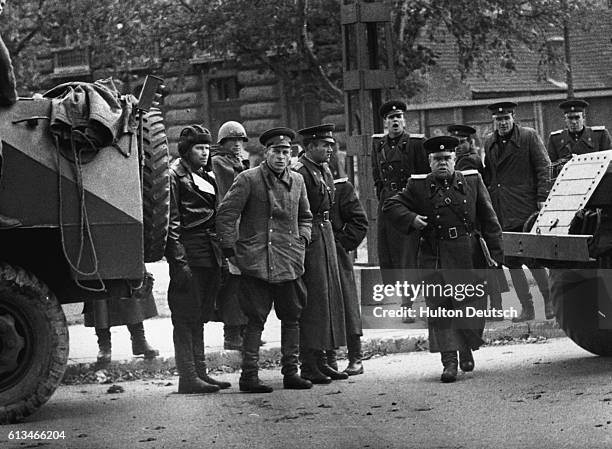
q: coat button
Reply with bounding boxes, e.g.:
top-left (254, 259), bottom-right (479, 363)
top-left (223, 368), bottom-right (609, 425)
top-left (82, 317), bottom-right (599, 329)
top-left (497, 184), bottom-right (501, 187)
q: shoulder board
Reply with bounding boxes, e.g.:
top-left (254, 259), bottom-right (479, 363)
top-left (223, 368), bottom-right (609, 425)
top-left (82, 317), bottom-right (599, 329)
top-left (371, 133), bottom-right (386, 139)
top-left (409, 133), bottom-right (425, 139)
top-left (460, 169), bottom-right (479, 176)
top-left (410, 174), bottom-right (427, 180)
top-left (334, 177), bottom-right (348, 184)
top-left (292, 161), bottom-right (304, 171)
top-left (550, 129), bottom-right (563, 136)
top-left (591, 125), bottom-right (606, 131)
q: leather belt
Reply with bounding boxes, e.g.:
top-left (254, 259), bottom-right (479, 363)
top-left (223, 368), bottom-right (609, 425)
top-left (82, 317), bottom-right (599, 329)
top-left (313, 211), bottom-right (330, 222)
top-left (432, 225), bottom-right (472, 240)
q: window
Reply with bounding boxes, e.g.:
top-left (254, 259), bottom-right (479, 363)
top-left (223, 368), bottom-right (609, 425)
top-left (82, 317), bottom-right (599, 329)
top-left (209, 77), bottom-right (241, 102)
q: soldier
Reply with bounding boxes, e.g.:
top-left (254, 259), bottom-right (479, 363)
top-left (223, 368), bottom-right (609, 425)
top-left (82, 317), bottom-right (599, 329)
top-left (372, 100), bottom-right (429, 322)
top-left (211, 120), bottom-right (249, 350)
top-left (0, 0), bottom-right (21, 228)
top-left (294, 124), bottom-right (347, 384)
top-left (483, 101), bottom-right (553, 321)
top-left (448, 124), bottom-right (484, 174)
top-left (216, 127), bottom-right (313, 393)
top-left (547, 99), bottom-right (612, 179)
top-left (329, 154), bottom-right (368, 375)
top-left (383, 136), bottom-right (503, 383)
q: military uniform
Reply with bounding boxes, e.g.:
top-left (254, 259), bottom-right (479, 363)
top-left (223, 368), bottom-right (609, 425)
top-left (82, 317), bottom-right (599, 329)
top-left (548, 126), bottom-right (611, 162)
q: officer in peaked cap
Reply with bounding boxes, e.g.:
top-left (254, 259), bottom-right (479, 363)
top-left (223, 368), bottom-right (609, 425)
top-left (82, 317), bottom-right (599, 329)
top-left (372, 100), bottom-right (429, 324)
top-left (259, 127), bottom-right (295, 148)
top-left (547, 98), bottom-right (611, 165)
top-left (482, 99), bottom-right (551, 322)
top-left (383, 135), bottom-right (502, 383)
top-left (293, 123), bottom-right (348, 384)
top-left (448, 124), bottom-right (483, 173)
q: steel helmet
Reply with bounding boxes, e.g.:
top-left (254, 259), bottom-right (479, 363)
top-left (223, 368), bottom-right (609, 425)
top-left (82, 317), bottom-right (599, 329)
top-left (217, 121), bottom-right (248, 144)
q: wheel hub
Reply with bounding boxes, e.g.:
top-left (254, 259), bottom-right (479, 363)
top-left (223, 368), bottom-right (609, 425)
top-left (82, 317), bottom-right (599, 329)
top-left (0, 314), bottom-right (25, 375)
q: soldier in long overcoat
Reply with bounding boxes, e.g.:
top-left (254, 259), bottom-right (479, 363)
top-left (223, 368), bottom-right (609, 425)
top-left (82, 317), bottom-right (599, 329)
top-left (383, 136), bottom-right (503, 383)
top-left (483, 101), bottom-right (552, 321)
top-left (329, 157), bottom-right (368, 375)
top-left (294, 124), bottom-right (347, 384)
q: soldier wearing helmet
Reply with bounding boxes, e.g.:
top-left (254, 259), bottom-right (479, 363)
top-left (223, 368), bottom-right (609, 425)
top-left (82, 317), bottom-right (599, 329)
top-left (211, 120), bottom-right (250, 350)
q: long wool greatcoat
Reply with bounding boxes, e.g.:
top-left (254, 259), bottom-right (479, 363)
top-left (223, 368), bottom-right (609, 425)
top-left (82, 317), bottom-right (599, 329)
top-left (383, 170), bottom-right (503, 352)
top-left (294, 156), bottom-right (346, 350)
top-left (483, 125), bottom-right (550, 231)
top-left (331, 178), bottom-right (368, 336)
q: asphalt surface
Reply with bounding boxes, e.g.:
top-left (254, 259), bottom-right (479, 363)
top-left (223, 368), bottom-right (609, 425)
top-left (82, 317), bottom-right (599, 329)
top-left (3, 337), bottom-right (612, 449)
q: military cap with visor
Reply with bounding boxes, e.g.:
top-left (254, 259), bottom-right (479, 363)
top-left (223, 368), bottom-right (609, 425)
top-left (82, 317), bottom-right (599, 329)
top-left (259, 127), bottom-right (296, 148)
top-left (423, 136), bottom-right (460, 155)
top-left (559, 99), bottom-right (589, 113)
top-left (447, 124), bottom-right (476, 138)
top-left (487, 101), bottom-right (518, 115)
top-left (379, 100), bottom-right (408, 118)
top-left (297, 123), bottom-right (336, 144)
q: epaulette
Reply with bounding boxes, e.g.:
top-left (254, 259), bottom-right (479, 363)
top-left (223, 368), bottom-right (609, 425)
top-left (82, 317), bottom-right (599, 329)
top-left (591, 125), bottom-right (607, 131)
top-left (334, 177), bottom-right (348, 184)
top-left (550, 129), bottom-right (563, 136)
top-left (371, 133), bottom-right (386, 139)
top-left (292, 161), bottom-right (304, 171)
top-left (410, 174), bottom-right (427, 180)
top-left (460, 169), bottom-right (479, 176)
top-left (409, 133), bottom-right (425, 139)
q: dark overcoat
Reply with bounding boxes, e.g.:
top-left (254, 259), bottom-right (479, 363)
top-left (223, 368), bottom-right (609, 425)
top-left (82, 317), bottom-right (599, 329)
top-left (331, 178), bottom-right (368, 336)
top-left (372, 132), bottom-right (429, 273)
top-left (383, 170), bottom-right (503, 352)
top-left (483, 125), bottom-right (550, 231)
top-left (294, 156), bottom-right (346, 349)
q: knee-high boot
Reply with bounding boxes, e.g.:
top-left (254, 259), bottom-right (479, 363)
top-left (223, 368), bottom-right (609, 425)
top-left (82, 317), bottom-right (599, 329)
top-left (440, 351), bottom-right (458, 383)
top-left (127, 322), bottom-right (159, 359)
top-left (173, 322), bottom-right (219, 394)
top-left (344, 334), bottom-right (364, 375)
top-left (320, 349), bottom-right (348, 380)
top-left (96, 328), bottom-right (111, 364)
top-left (300, 348), bottom-right (331, 384)
top-left (192, 323), bottom-right (231, 389)
top-left (281, 323), bottom-right (312, 389)
top-left (239, 327), bottom-right (273, 393)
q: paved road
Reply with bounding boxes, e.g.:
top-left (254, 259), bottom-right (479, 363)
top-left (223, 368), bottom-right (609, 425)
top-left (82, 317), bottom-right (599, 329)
top-left (3, 337), bottom-right (612, 449)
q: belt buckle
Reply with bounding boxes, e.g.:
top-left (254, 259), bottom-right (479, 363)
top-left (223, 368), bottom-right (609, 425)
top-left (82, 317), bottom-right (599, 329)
top-left (390, 182), bottom-right (398, 191)
top-left (448, 227), bottom-right (458, 239)
top-left (322, 211), bottom-right (329, 221)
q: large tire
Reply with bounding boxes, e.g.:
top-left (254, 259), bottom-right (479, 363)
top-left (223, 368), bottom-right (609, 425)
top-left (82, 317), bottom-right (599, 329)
top-left (139, 109), bottom-right (170, 263)
top-left (0, 264), bottom-right (69, 424)
top-left (550, 268), bottom-right (612, 356)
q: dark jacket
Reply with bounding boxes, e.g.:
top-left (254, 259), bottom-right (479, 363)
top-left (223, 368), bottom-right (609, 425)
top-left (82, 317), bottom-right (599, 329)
top-left (455, 144), bottom-right (484, 174)
top-left (483, 125), bottom-right (550, 231)
top-left (382, 171), bottom-right (503, 269)
top-left (547, 126), bottom-right (612, 162)
top-left (331, 178), bottom-right (368, 336)
top-left (216, 162), bottom-right (312, 283)
top-left (371, 131), bottom-right (429, 201)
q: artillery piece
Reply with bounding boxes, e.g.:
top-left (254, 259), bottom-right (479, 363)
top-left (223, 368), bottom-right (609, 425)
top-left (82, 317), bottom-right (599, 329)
top-left (503, 150), bottom-right (612, 356)
top-left (0, 76), bottom-right (169, 423)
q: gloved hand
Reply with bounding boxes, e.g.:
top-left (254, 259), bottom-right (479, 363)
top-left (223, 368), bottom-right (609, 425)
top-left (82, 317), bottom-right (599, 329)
top-left (171, 263), bottom-right (192, 290)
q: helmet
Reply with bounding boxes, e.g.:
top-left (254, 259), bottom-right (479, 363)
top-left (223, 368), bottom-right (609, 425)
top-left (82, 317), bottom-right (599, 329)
top-left (178, 125), bottom-right (212, 156)
top-left (217, 121), bottom-right (248, 144)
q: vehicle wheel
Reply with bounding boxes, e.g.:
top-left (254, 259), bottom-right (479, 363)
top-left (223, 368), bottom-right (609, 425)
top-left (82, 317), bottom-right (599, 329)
top-left (550, 268), bottom-right (612, 356)
top-left (0, 264), bottom-right (69, 424)
top-left (139, 109), bottom-right (170, 263)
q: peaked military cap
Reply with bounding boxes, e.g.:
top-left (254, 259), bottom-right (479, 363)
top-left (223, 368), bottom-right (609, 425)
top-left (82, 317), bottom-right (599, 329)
top-left (559, 99), bottom-right (589, 113)
top-left (423, 136), bottom-right (460, 154)
top-left (447, 124), bottom-right (476, 138)
top-left (298, 123), bottom-right (336, 144)
top-left (487, 101), bottom-right (517, 115)
top-left (379, 100), bottom-right (408, 118)
top-left (259, 127), bottom-right (295, 147)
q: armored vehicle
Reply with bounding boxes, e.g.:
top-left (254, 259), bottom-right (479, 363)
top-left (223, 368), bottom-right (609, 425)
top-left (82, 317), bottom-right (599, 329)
top-left (0, 76), bottom-right (169, 423)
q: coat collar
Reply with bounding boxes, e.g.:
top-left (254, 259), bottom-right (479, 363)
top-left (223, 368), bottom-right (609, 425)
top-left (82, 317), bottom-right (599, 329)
top-left (261, 161), bottom-right (292, 188)
top-left (427, 171), bottom-right (465, 197)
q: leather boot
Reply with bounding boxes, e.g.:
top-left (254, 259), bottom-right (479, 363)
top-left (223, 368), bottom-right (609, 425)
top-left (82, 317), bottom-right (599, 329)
top-left (344, 334), bottom-right (364, 376)
top-left (487, 292), bottom-right (504, 322)
top-left (300, 348), bottom-right (331, 384)
top-left (96, 328), bottom-right (111, 364)
top-left (0, 214), bottom-right (21, 229)
top-left (320, 350), bottom-right (348, 380)
top-left (239, 327), bottom-right (273, 393)
top-left (402, 299), bottom-right (415, 324)
top-left (281, 324), bottom-right (312, 389)
top-left (531, 268), bottom-right (553, 319)
top-left (440, 351), bottom-right (458, 383)
top-left (173, 322), bottom-right (219, 394)
top-left (127, 322), bottom-right (159, 359)
top-left (512, 296), bottom-right (535, 322)
top-left (223, 324), bottom-right (243, 351)
top-left (192, 323), bottom-right (231, 389)
top-left (459, 349), bottom-right (475, 372)
top-left (544, 296), bottom-right (555, 320)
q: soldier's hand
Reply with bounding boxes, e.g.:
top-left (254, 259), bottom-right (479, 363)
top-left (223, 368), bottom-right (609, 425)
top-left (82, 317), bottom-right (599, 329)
top-left (412, 215), bottom-right (428, 230)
